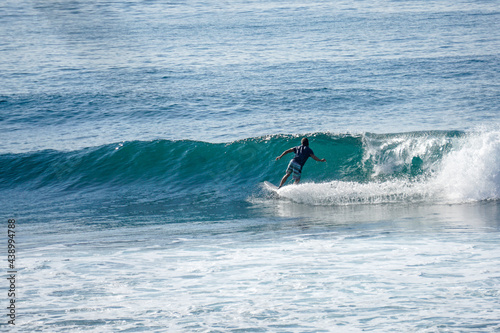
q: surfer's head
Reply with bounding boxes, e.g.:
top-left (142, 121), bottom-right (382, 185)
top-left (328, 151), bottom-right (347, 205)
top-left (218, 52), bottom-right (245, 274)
top-left (301, 137), bottom-right (309, 146)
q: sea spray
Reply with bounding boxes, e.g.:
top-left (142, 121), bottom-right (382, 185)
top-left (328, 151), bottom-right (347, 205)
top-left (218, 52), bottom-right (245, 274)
top-left (275, 179), bottom-right (426, 206)
top-left (432, 129), bottom-right (500, 202)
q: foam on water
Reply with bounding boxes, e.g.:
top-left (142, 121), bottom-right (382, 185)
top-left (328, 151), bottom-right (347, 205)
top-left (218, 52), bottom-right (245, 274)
top-left (433, 129), bottom-right (500, 202)
top-left (18, 222), bottom-right (500, 332)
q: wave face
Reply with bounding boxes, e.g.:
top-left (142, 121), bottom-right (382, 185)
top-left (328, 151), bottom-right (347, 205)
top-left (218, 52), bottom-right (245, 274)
top-left (1, 130), bottom-right (499, 205)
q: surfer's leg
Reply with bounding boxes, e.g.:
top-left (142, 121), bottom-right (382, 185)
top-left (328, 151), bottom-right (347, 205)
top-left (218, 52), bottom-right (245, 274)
top-left (279, 173), bottom-right (290, 188)
top-left (280, 160), bottom-right (296, 188)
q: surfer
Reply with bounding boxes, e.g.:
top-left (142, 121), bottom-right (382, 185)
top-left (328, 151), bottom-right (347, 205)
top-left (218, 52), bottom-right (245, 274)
top-left (275, 137), bottom-right (326, 188)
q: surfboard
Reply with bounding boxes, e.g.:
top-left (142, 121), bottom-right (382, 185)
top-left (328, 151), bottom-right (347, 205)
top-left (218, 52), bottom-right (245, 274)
top-left (264, 181), bottom-right (279, 191)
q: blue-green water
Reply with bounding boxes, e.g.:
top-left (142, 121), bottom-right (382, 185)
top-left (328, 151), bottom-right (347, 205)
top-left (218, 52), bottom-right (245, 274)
top-left (1, 0), bottom-right (499, 331)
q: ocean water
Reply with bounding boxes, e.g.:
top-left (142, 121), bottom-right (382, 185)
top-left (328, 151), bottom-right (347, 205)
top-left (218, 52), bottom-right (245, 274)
top-left (1, 0), bottom-right (500, 332)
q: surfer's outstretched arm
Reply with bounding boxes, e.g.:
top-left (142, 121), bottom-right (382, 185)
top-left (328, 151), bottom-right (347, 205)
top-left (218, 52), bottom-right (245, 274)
top-left (310, 154), bottom-right (326, 162)
top-left (276, 148), bottom-right (294, 160)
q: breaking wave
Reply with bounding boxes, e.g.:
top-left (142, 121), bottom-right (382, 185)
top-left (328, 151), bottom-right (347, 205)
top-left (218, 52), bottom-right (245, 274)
top-left (1, 129), bottom-right (498, 205)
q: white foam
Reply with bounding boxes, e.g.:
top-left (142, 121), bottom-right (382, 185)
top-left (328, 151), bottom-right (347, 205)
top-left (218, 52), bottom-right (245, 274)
top-left (432, 129), bottom-right (500, 202)
top-left (277, 179), bottom-right (434, 206)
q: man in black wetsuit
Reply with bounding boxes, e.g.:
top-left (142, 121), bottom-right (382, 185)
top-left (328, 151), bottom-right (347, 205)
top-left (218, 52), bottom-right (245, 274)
top-left (275, 137), bottom-right (326, 188)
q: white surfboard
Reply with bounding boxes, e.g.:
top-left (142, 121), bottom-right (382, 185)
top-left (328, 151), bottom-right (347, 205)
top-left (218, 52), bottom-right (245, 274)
top-left (263, 181), bottom-right (279, 191)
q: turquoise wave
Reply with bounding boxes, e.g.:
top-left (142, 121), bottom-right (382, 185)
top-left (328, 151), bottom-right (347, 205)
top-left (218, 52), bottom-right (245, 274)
top-left (0, 131), bottom-right (464, 193)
